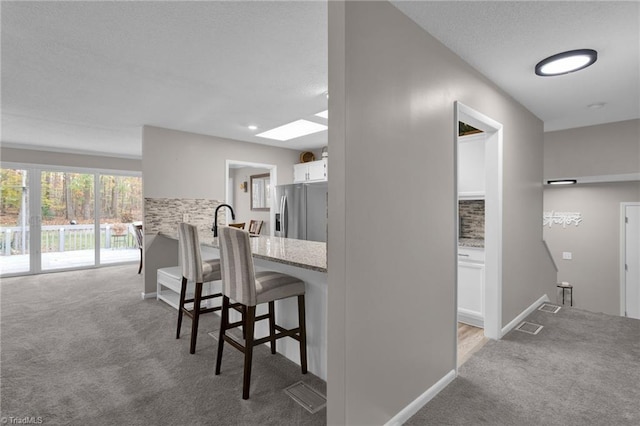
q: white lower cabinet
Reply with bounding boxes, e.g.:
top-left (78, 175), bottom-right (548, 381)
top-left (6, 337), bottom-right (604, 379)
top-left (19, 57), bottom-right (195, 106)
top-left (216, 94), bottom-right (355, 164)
top-left (458, 248), bottom-right (485, 328)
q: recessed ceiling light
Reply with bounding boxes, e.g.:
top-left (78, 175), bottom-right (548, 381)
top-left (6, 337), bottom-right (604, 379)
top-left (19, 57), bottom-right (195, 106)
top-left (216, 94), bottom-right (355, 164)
top-left (256, 119), bottom-right (327, 141)
top-left (587, 102), bottom-right (606, 109)
top-left (248, 125), bottom-right (258, 130)
top-left (547, 179), bottom-right (577, 185)
top-left (535, 49), bottom-right (597, 76)
top-left (315, 110), bottom-right (328, 119)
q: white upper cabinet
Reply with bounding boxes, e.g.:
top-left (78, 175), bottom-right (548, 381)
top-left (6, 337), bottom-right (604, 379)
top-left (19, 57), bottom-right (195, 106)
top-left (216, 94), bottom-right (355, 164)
top-left (458, 133), bottom-right (486, 198)
top-left (294, 159), bottom-right (327, 183)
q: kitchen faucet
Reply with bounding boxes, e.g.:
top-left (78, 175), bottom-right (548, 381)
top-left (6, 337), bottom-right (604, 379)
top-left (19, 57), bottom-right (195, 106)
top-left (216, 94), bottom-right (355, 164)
top-left (212, 203), bottom-right (235, 237)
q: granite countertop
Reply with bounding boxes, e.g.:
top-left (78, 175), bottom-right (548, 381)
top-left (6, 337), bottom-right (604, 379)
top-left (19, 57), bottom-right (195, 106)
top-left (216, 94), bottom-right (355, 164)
top-left (459, 238), bottom-right (485, 248)
top-left (159, 232), bottom-right (327, 273)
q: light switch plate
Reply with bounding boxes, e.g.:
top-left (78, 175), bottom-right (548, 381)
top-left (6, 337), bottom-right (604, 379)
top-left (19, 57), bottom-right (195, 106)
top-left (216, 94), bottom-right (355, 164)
top-left (562, 252), bottom-right (572, 260)
top-left (182, 213), bottom-right (190, 222)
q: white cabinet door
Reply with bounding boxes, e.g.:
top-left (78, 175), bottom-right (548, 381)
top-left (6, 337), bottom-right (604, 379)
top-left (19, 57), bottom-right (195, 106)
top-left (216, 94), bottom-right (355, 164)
top-left (458, 261), bottom-right (485, 327)
top-left (307, 159), bottom-right (327, 181)
top-left (293, 159), bottom-right (327, 183)
top-left (458, 133), bottom-right (486, 197)
top-left (293, 163), bottom-right (308, 183)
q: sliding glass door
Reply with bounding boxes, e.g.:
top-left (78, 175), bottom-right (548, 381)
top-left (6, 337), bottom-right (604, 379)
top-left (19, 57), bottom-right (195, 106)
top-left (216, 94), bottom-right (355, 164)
top-left (1, 164), bottom-right (142, 276)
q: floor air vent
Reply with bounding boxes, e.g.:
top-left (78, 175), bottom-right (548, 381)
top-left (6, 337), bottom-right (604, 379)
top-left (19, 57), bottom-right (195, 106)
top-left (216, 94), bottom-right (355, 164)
top-left (515, 322), bottom-right (543, 335)
top-left (285, 381), bottom-right (326, 414)
top-left (538, 303), bottom-right (561, 314)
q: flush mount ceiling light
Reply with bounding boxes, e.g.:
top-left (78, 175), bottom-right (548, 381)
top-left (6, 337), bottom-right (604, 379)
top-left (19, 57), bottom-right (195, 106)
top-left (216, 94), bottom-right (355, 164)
top-left (248, 125), bottom-right (258, 130)
top-left (535, 49), bottom-right (597, 76)
top-left (547, 179), bottom-right (577, 185)
top-left (256, 119), bottom-right (327, 141)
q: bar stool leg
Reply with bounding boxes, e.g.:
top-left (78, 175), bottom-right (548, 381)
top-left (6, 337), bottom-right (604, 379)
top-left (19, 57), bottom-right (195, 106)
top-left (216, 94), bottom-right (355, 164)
top-left (298, 295), bottom-right (308, 374)
top-left (189, 282), bottom-right (203, 354)
top-left (243, 306), bottom-right (256, 400)
top-left (268, 301), bottom-right (276, 354)
top-left (176, 277), bottom-right (188, 339)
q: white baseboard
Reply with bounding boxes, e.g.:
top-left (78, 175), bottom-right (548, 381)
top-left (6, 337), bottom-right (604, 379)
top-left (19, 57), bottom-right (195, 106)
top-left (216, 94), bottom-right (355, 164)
top-left (458, 309), bottom-right (484, 328)
top-left (141, 291), bottom-right (157, 300)
top-left (501, 294), bottom-right (550, 337)
top-left (384, 369), bottom-right (456, 426)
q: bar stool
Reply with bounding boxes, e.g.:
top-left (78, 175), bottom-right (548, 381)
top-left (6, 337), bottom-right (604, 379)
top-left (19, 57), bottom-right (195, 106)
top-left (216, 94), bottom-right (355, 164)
top-left (215, 226), bottom-right (308, 399)
top-left (176, 222), bottom-right (223, 354)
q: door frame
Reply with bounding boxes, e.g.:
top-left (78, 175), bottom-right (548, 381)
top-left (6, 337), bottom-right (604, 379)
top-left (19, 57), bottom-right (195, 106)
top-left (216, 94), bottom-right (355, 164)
top-left (455, 102), bottom-right (504, 345)
top-left (620, 202), bottom-right (640, 316)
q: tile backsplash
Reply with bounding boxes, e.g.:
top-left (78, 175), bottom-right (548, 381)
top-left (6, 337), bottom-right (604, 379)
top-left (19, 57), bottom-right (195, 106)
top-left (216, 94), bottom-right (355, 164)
top-left (459, 199), bottom-right (485, 239)
top-left (144, 198), bottom-right (226, 238)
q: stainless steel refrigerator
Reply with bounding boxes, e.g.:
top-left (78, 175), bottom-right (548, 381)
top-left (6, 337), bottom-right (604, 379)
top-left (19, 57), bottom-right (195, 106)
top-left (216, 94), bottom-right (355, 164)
top-left (274, 182), bottom-right (328, 242)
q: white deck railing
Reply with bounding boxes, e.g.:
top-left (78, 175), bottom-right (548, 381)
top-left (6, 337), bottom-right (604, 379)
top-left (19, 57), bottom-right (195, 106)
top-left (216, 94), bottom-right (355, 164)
top-left (1, 224), bottom-right (136, 256)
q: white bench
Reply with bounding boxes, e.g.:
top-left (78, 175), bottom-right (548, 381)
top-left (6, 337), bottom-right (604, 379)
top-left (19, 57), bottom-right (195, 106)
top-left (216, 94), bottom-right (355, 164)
top-left (156, 266), bottom-right (221, 310)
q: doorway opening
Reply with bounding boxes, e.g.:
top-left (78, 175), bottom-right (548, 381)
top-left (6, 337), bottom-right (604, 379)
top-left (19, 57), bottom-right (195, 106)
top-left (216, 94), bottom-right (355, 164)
top-left (225, 160), bottom-right (277, 236)
top-left (455, 102), bottom-right (504, 369)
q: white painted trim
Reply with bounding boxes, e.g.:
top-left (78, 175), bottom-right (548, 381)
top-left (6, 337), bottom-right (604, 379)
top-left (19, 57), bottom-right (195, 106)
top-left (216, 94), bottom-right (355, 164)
top-left (383, 369), bottom-right (456, 426)
top-left (620, 202), bottom-right (640, 316)
top-left (545, 173), bottom-right (640, 185)
top-left (141, 291), bottom-right (157, 300)
top-left (457, 102), bottom-right (503, 341)
top-left (501, 294), bottom-right (550, 337)
top-left (458, 309), bottom-right (484, 328)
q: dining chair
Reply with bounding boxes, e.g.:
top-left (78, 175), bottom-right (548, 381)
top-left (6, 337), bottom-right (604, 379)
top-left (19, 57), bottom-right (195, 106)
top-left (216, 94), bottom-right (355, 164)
top-left (131, 222), bottom-right (144, 274)
top-left (248, 220), bottom-right (263, 235)
top-left (228, 222), bottom-right (246, 229)
top-left (176, 222), bottom-right (223, 354)
top-left (215, 226), bottom-right (307, 399)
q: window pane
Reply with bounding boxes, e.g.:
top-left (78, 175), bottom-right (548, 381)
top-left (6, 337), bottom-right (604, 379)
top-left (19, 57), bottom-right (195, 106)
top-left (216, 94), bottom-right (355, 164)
top-left (0, 168), bottom-right (30, 274)
top-left (41, 171), bottom-right (95, 271)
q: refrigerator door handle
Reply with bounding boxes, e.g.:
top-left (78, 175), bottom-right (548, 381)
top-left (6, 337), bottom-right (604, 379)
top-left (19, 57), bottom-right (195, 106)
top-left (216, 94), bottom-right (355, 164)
top-left (282, 194), bottom-right (288, 237)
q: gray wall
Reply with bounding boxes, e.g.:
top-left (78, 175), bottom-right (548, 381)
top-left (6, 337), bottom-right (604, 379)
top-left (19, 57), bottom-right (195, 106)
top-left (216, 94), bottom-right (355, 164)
top-left (544, 119), bottom-right (640, 179)
top-left (328, 2), bottom-right (549, 424)
top-left (543, 120), bottom-right (640, 314)
top-left (544, 182), bottom-right (640, 314)
top-left (0, 147), bottom-right (141, 172)
top-left (141, 126), bottom-right (300, 294)
top-left (142, 125), bottom-right (300, 199)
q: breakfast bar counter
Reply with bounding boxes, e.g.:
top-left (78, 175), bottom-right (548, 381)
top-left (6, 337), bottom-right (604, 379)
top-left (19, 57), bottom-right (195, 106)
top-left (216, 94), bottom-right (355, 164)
top-left (201, 235), bottom-right (327, 273)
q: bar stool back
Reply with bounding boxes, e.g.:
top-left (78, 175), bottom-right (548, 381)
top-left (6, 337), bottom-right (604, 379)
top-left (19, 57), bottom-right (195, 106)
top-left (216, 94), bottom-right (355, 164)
top-left (176, 222), bottom-right (223, 354)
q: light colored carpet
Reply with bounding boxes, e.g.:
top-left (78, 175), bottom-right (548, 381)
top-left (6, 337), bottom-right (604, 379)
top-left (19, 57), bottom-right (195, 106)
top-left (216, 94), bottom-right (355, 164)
top-left (408, 305), bottom-right (640, 425)
top-left (1, 265), bottom-right (326, 425)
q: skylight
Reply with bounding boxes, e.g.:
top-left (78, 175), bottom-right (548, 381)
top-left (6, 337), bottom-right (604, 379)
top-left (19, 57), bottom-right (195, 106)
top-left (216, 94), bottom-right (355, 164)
top-left (256, 119), bottom-right (327, 141)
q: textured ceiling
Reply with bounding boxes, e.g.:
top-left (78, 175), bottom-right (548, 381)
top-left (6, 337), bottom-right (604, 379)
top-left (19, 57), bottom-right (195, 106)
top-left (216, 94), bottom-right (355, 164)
top-left (1, 1), bottom-right (638, 159)
top-left (392, 0), bottom-right (640, 132)
top-left (1, 1), bottom-right (328, 158)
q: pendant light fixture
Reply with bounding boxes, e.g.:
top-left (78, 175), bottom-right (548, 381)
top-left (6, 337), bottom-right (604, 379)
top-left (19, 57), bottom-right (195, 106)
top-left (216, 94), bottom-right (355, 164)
top-left (535, 49), bottom-right (598, 76)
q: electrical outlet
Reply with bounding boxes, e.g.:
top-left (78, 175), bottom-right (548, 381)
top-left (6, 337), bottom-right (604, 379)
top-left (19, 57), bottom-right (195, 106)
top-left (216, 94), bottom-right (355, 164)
top-left (562, 252), bottom-right (572, 260)
top-left (182, 213), bottom-right (190, 223)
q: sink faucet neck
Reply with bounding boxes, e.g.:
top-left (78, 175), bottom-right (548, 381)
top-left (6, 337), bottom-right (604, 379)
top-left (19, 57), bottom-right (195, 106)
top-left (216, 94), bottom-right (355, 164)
top-left (212, 203), bottom-right (236, 237)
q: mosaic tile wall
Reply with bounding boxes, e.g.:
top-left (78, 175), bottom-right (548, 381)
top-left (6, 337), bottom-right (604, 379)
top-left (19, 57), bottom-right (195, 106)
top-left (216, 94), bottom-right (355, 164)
top-left (144, 198), bottom-right (226, 238)
top-left (459, 199), bottom-right (485, 239)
